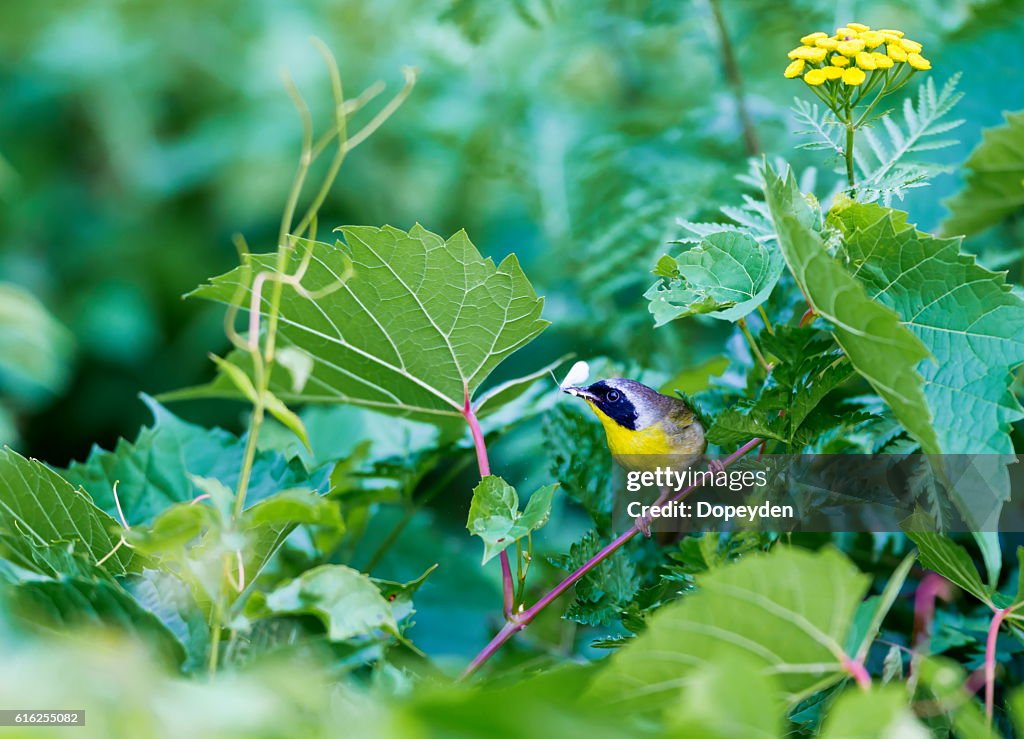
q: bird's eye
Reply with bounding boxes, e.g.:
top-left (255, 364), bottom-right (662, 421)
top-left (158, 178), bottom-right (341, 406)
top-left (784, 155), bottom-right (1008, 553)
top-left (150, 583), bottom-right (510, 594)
top-left (606, 389), bottom-right (621, 402)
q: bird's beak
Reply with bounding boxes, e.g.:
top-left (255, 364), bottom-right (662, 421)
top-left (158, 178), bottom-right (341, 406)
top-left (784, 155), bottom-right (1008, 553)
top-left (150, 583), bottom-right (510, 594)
top-left (563, 386), bottom-right (595, 401)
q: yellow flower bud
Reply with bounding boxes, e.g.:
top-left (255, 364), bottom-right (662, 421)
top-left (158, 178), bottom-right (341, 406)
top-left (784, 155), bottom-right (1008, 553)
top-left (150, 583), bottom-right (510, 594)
top-left (830, 54), bottom-right (850, 67)
top-left (846, 22), bottom-right (870, 32)
top-left (860, 31), bottom-right (885, 49)
top-left (907, 52), bottom-right (932, 70)
top-left (878, 29), bottom-right (904, 38)
top-left (871, 52), bottom-right (894, 69)
top-left (815, 37), bottom-right (839, 50)
top-left (856, 51), bottom-right (877, 70)
top-left (822, 65), bottom-right (844, 80)
top-left (836, 27), bottom-right (857, 37)
top-left (899, 38), bottom-right (923, 53)
top-left (801, 32), bottom-right (828, 44)
top-left (887, 43), bottom-right (908, 62)
top-left (804, 69), bottom-right (827, 86)
top-left (837, 39), bottom-right (865, 56)
top-left (842, 67), bottom-right (866, 86)
top-left (784, 59), bottom-right (806, 78)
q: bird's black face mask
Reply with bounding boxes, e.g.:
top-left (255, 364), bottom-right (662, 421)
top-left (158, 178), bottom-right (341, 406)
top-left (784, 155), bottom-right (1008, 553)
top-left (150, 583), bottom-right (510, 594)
top-left (565, 381), bottom-right (639, 430)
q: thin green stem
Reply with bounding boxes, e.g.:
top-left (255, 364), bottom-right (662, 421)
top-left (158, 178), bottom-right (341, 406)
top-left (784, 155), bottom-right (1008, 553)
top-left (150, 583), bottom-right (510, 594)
top-left (757, 305), bottom-right (775, 335)
top-left (845, 122), bottom-right (856, 190)
top-left (738, 318), bottom-right (770, 372)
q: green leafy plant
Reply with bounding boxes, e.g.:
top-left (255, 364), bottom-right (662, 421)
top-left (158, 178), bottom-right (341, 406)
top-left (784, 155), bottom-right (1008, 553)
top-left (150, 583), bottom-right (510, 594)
top-left (3, 9), bottom-right (1024, 739)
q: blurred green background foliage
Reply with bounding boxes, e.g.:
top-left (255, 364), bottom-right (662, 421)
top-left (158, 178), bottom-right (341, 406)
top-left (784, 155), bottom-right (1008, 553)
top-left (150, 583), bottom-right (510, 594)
top-left (1, 0), bottom-right (1021, 464)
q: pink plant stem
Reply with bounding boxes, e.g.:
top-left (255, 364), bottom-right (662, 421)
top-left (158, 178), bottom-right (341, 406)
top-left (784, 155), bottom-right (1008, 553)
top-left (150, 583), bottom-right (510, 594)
top-left (463, 393), bottom-right (515, 620)
top-left (985, 606), bottom-right (1009, 726)
top-left (461, 436), bottom-right (765, 679)
top-left (841, 655), bottom-right (871, 690)
top-left (911, 572), bottom-right (952, 677)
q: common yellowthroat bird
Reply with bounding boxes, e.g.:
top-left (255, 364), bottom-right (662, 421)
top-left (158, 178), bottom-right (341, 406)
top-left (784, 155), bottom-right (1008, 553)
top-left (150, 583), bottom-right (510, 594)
top-left (563, 379), bottom-right (707, 470)
top-left (563, 378), bottom-right (709, 535)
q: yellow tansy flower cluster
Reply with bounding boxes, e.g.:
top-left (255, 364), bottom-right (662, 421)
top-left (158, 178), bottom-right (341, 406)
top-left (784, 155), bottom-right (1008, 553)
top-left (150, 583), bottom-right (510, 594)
top-left (785, 22), bottom-right (931, 90)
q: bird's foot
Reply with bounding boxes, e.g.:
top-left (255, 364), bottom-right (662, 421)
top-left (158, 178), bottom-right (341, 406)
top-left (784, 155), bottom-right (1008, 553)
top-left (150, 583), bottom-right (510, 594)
top-left (708, 458), bottom-right (726, 475)
top-left (634, 514), bottom-right (653, 537)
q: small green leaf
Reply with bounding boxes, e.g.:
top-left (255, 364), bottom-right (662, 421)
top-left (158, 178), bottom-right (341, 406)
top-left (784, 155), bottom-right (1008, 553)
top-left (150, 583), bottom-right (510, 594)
top-left (209, 353), bottom-right (258, 403)
top-left (645, 231), bottom-right (784, 325)
top-left (852, 552), bottom-right (916, 662)
top-left (247, 564), bottom-right (398, 642)
top-left (262, 391), bottom-right (311, 451)
top-left (466, 476), bottom-right (557, 564)
top-left (906, 530), bottom-right (992, 607)
top-left (124, 503), bottom-right (215, 557)
top-left (943, 110), bottom-right (1024, 236)
top-left (550, 529), bottom-right (639, 627)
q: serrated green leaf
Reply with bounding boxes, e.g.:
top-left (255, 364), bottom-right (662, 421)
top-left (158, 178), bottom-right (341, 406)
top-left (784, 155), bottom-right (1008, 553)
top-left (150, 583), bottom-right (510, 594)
top-left (820, 686), bottom-right (927, 739)
top-left (0, 447), bottom-right (133, 575)
top-left (5, 576), bottom-right (185, 667)
top-left (544, 406), bottom-right (615, 533)
top-left (247, 564), bottom-right (398, 642)
top-left (645, 231), bottom-right (784, 325)
top-left (466, 476), bottom-right (556, 564)
top-left (708, 326), bottom-right (853, 449)
top-left (762, 164), bottom-right (939, 454)
top-left (550, 530), bottom-right (640, 627)
top-left (62, 396), bottom-right (325, 527)
top-left (943, 110), bottom-right (1024, 236)
top-left (241, 487), bottom-right (344, 571)
top-left (188, 226), bottom-right (549, 425)
top-left (587, 546), bottom-right (870, 711)
top-left (831, 203), bottom-right (1024, 456)
top-left (124, 503), bottom-right (215, 556)
top-left (906, 530), bottom-right (992, 607)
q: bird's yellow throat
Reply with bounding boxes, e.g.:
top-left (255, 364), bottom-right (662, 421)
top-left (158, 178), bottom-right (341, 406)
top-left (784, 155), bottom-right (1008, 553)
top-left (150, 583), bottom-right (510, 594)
top-left (585, 399), bottom-right (674, 457)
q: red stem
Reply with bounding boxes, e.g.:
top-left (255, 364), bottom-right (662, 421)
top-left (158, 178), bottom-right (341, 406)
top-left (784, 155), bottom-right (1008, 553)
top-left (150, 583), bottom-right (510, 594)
top-left (841, 655), bottom-right (871, 690)
top-left (463, 392), bottom-right (515, 620)
top-left (985, 607), bottom-right (1009, 726)
top-left (461, 436), bottom-right (765, 678)
top-left (912, 572), bottom-right (952, 657)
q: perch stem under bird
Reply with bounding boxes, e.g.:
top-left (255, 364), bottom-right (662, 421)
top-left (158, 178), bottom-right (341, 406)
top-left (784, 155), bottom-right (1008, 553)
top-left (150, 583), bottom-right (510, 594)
top-left (461, 435), bottom-right (765, 678)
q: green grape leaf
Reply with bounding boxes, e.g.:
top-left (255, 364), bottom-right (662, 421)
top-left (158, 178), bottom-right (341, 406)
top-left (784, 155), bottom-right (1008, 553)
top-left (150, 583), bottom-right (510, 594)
top-left (645, 231), bottom-right (784, 325)
top-left (4, 576), bottom-right (185, 667)
top-left (831, 203), bottom-right (1024, 455)
top-left (246, 564), bottom-right (398, 642)
top-left (587, 546), bottom-right (870, 712)
top-left (188, 226), bottom-right (549, 425)
top-left (906, 530), bottom-right (993, 607)
top-left (62, 396), bottom-right (326, 527)
top-left (0, 447), bottom-right (133, 575)
top-left (942, 111), bottom-right (1024, 237)
top-left (820, 686), bottom-right (927, 738)
top-left (550, 529), bottom-right (639, 627)
top-left (762, 165), bottom-right (939, 454)
top-left (466, 476), bottom-right (556, 564)
top-left (662, 654), bottom-right (785, 738)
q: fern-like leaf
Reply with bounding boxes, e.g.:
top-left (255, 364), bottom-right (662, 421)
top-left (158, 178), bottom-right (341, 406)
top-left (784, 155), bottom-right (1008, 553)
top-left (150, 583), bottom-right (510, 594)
top-left (855, 74), bottom-right (964, 204)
